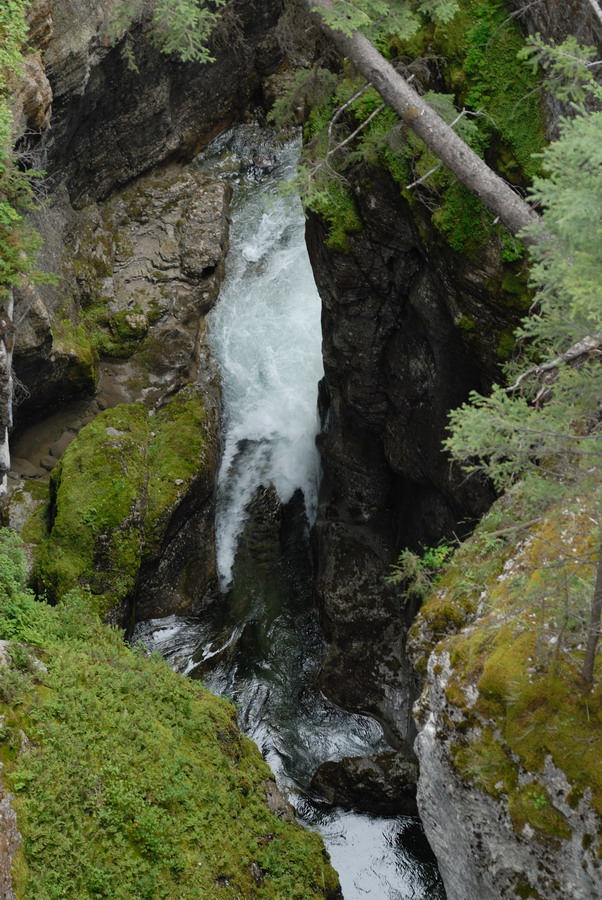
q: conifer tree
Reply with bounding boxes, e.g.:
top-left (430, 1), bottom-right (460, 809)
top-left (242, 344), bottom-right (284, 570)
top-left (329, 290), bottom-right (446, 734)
top-left (445, 46), bottom-right (602, 688)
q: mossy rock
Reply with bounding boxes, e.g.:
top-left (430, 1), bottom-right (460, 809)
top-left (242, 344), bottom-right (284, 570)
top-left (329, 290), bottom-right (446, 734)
top-left (0, 538), bottom-right (340, 900)
top-left (303, 0), bottom-right (545, 258)
top-left (413, 491), bottom-right (602, 841)
top-left (51, 314), bottom-right (99, 395)
top-left (34, 387), bottom-right (216, 620)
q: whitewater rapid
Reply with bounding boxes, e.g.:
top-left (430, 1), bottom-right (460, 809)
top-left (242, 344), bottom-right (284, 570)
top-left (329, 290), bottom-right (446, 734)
top-left (205, 129), bottom-right (323, 586)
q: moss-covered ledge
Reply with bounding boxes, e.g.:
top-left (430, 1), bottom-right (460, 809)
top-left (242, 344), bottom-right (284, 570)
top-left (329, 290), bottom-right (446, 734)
top-left (33, 385), bottom-right (219, 624)
top-left (409, 492), bottom-right (602, 899)
top-left (0, 532), bottom-right (341, 899)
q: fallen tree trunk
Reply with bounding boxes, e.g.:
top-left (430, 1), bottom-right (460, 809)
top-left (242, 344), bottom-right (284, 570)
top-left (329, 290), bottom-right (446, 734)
top-left (308, 0), bottom-right (543, 240)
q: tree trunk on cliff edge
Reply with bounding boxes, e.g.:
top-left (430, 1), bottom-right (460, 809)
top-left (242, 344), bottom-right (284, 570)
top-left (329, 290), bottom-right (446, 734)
top-left (308, 0), bottom-right (542, 240)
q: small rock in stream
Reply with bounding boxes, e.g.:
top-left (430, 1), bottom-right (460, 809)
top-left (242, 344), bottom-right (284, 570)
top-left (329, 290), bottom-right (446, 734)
top-left (310, 750), bottom-right (419, 817)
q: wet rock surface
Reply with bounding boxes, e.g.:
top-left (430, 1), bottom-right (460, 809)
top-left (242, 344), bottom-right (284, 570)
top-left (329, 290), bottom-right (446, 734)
top-left (311, 750), bottom-right (419, 817)
top-left (313, 517), bottom-right (416, 746)
top-left (307, 164), bottom-right (505, 741)
top-left (43, 0), bottom-right (284, 204)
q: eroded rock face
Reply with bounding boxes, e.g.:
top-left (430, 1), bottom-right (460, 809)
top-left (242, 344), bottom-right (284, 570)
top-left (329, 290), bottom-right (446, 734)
top-left (414, 649), bottom-right (601, 900)
top-left (10, 0), bottom-right (53, 136)
top-left (44, 0), bottom-right (284, 204)
top-left (14, 164), bottom-right (229, 420)
top-left (307, 165), bottom-right (505, 740)
top-left (12, 0), bottom-right (284, 424)
top-left (508, 0), bottom-right (601, 49)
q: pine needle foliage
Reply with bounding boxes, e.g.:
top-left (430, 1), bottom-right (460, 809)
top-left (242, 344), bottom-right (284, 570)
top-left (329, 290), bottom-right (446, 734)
top-left (107, 0), bottom-right (228, 63)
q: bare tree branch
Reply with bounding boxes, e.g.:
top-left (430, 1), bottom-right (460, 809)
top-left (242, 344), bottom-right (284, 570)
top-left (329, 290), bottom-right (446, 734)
top-left (507, 331), bottom-right (602, 392)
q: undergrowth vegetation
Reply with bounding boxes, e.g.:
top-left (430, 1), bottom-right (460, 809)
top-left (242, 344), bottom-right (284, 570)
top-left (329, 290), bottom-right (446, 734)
top-left (0, 0), bottom-right (52, 294)
top-left (0, 529), bottom-right (340, 899)
top-left (273, 0), bottom-right (545, 253)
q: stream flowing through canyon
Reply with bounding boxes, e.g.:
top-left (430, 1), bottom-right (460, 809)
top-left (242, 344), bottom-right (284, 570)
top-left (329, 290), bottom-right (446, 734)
top-left (134, 126), bottom-right (444, 899)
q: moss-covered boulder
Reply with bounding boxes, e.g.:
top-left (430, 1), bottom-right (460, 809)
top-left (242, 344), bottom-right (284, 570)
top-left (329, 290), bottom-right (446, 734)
top-left (409, 493), bottom-right (602, 899)
top-left (0, 532), bottom-right (341, 899)
top-left (34, 387), bottom-right (219, 624)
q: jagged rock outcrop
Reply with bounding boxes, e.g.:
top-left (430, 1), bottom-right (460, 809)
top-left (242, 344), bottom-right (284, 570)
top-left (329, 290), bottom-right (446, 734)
top-left (15, 163), bottom-right (230, 420)
top-left (42, 0), bottom-right (284, 204)
top-left (409, 493), bottom-right (602, 900)
top-left (13, 0), bottom-right (284, 425)
top-left (9, 0), bottom-right (53, 136)
top-left (8, 0), bottom-right (286, 624)
top-left (415, 649), bottom-right (601, 900)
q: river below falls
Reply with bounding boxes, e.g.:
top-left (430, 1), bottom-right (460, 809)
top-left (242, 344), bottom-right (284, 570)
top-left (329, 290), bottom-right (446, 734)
top-left (134, 125), bottom-right (444, 899)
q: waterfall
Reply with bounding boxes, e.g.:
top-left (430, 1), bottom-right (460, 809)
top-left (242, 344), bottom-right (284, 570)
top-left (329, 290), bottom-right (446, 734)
top-left (205, 128), bottom-right (323, 586)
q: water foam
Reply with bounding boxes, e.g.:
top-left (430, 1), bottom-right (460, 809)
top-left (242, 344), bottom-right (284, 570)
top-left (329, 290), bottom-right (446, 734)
top-left (206, 133), bottom-right (324, 585)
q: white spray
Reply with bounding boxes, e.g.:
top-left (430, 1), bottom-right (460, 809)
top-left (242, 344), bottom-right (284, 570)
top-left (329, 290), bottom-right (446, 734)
top-left (206, 132), bottom-right (324, 586)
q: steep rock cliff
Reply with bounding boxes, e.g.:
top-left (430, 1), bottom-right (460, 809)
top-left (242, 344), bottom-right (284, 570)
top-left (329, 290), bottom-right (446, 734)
top-left (305, 0), bottom-right (547, 742)
top-left (8, 0), bottom-right (284, 625)
top-left (308, 161), bottom-right (520, 740)
top-left (12, 0), bottom-right (284, 423)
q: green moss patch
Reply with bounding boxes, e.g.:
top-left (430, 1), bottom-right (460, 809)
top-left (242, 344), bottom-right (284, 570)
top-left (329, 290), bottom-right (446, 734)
top-left (34, 389), bottom-right (212, 618)
top-left (51, 314), bottom-right (99, 394)
top-left (0, 532), bottom-right (339, 899)
top-left (414, 494), bottom-right (602, 837)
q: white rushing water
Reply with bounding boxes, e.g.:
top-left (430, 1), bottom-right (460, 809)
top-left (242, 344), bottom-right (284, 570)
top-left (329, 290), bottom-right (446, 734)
top-left (205, 128), bottom-right (324, 586)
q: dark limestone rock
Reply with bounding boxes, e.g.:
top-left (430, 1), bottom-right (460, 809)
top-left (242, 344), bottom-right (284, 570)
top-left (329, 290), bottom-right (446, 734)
top-left (307, 165), bottom-right (508, 740)
top-left (43, 0), bottom-right (285, 205)
top-left (313, 517), bottom-right (417, 746)
top-left (311, 750), bottom-right (418, 817)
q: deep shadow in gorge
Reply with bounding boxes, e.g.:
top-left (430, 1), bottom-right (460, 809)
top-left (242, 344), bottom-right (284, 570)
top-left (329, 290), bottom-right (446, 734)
top-left (306, 162), bottom-right (513, 741)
